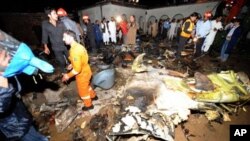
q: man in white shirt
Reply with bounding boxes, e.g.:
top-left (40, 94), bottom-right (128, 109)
top-left (108, 17), bottom-right (117, 44)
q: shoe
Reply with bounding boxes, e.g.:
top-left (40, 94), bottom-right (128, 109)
top-left (82, 105), bottom-right (94, 111)
top-left (92, 96), bottom-right (98, 101)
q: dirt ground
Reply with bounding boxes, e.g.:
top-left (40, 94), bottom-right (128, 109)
top-left (20, 38), bottom-right (250, 141)
top-left (174, 105), bottom-right (250, 141)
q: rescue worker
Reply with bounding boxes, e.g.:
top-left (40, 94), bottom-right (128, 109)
top-left (57, 8), bottom-right (82, 43)
top-left (61, 30), bottom-right (96, 110)
top-left (176, 12), bottom-right (198, 59)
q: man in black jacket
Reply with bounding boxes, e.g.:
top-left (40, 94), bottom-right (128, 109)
top-left (0, 29), bottom-right (53, 141)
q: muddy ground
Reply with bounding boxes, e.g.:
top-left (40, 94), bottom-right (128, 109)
top-left (19, 38), bottom-right (250, 141)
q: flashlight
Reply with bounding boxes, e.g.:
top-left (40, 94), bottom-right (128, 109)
top-left (116, 16), bottom-right (122, 23)
top-left (193, 37), bottom-right (198, 42)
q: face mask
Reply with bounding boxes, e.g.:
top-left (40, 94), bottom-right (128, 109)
top-left (0, 29), bottom-right (54, 77)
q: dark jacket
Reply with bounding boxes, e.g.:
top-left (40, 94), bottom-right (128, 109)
top-left (0, 78), bottom-right (32, 141)
top-left (225, 26), bottom-right (241, 54)
top-left (41, 20), bottom-right (68, 51)
top-left (93, 24), bottom-right (103, 42)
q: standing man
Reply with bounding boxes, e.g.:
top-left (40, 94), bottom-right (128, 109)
top-left (162, 18), bottom-right (171, 40)
top-left (93, 20), bottom-right (103, 52)
top-left (126, 15), bottom-right (138, 45)
top-left (57, 8), bottom-right (82, 43)
top-left (117, 17), bottom-right (128, 44)
top-left (108, 17), bottom-right (117, 44)
top-left (193, 11), bottom-right (212, 58)
top-left (176, 12), bottom-right (198, 59)
top-left (62, 30), bottom-right (96, 110)
top-left (83, 16), bottom-right (96, 53)
top-left (202, 16), bottom-right (223, 53)
top-left (101, 18), bottom-right (110, 46)
top-left (219, 18), bottom-right (241, 62)
top-left (42, 7), bottom-right (69, 74)
top-left (151, 19), bottom-right (158, 38)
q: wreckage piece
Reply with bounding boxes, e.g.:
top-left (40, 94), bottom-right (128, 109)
top-left (195, 71), bottom-right (250, 103)
top-left (237, 71), bottom-right (250, 85)
top-left (163, 76), bottom-right (192, 93)
top-left (194, 72), bottom-right (214, 91)
top-left (153, 81), bottom-right (200, 125)
top-left (97, 64), bottom-right (111, 70)
top-left (131, 53), bottom-right (148, 73)
top-left (55, 106), bottom-right (78, 133)
top-left (163, 49), bottom-right (176, 61)
top-left (131, 52), bottom-right (188, 77)
top-left (92, 68), bottom-right (115, 90)
top-left (108, 106), bottom-right (175, 141)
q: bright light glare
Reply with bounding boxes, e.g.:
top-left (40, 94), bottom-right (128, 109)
top-left (116, 16), bottom-right (122, 23)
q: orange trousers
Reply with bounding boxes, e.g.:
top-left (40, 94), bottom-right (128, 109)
top-left (76, 72), bottom-right (96, 107)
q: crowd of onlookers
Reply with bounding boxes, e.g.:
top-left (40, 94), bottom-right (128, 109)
top-left (48, 4), bottom-right (250, 69)
top-left (144, 5), bottom-right (249, 62)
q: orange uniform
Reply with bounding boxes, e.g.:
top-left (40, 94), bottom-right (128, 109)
top-left (66, 41), bottom-right (96, 107)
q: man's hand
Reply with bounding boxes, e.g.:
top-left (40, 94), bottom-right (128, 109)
top-left (44, 45), bottom-right (50, 55)
top-left (0, 50), bottom-right (10, 74)
top-left (62, 74), bottom-right (69, 82)
top-left (226, 36), bottom-right (231, 41)
top-left (0, 50), bottom-right (10, 88)
top-left (66, 64), bottom-right (73, 70)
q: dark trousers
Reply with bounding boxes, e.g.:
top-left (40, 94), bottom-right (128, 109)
top-left (53, 49), bottom-right (69, 73)
top-left (162, 28), bottom-right (169, 39)
top-left (89, 37), bottom-right (96, 52)
top-left (194, 37), bottom-right (205, 57)
top-left (176, 36), bottom-right (189, 59)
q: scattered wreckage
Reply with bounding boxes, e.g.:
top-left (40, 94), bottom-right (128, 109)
top-left (106, 53), bottom-right (250, 141)
top-left (21, 40), bottom-right (249, 141)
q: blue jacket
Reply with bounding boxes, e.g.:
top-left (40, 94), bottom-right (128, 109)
top-left (0, 78), bottom-right (32, 140)
top-left (225, 26), bottom-right (241, 54)
top-left (94, 24), bottom-right (103, 42)
top-left (60, 17), bottom-right (81, 42)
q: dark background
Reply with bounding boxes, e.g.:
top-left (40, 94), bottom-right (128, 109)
top-left (0, 0), bottom-right (200, 13)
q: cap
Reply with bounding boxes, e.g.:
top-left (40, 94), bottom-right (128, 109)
top-left (57, 8), bottom-right (67, 17)
top-left (82, 15), bottom-right (89, 20)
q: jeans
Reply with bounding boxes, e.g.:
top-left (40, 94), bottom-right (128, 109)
top-left (220, 40), bottom-right (229, 62)
top-left (54, 49), bottom-right (69, 73)
top-left (21, 126), bottom-right (48, 141)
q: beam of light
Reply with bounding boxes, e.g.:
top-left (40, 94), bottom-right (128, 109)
top-left (116, 16), bottom-right (122, 23)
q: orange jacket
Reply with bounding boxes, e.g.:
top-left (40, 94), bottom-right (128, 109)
top-left (66, 41), bottom-right (91, 79)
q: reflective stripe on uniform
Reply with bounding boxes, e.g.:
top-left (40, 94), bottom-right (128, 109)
top-left (71, 69), bottom-right (79, 75)
top-left (81, 95), bottom-right (91, 100)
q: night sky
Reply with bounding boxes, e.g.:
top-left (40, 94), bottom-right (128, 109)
top-left (0, 0), bottom-right (99, 12)
top-left (0, 0), bottom-right (175, 13)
